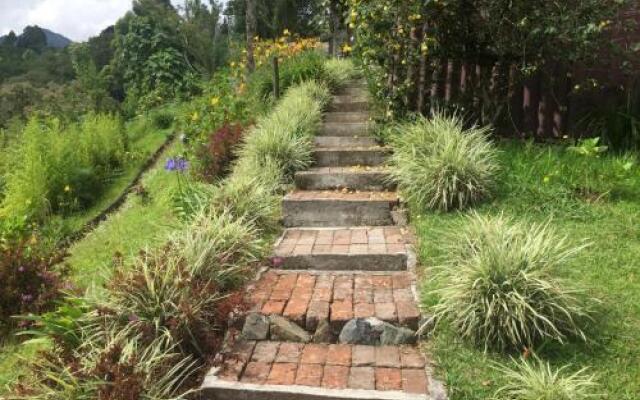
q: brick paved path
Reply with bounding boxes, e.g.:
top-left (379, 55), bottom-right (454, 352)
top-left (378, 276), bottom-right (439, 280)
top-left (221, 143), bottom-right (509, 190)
top-left (201, 81), bottom-right (447, 400)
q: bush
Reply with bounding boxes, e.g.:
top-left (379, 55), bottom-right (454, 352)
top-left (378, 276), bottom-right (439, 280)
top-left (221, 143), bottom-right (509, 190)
top-left (1, 114), bottom-right (127, 220)
top-left (389, 112), bottom-right (499, 212)
top-left (196, 123), bottom-right (244, 182)
top-left (429, 213), bottom-right (591, 351)
top-left (0, 238), bottom-right (68, 331)
top-left (324, 58), bottom-right (360, 89)
top-left (151, 109), bottom-right (176, 130)
top-left (494, 356), bottom-right (600, 400)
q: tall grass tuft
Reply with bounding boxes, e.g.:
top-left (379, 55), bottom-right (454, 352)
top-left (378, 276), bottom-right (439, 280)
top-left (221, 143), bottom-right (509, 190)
top-left (429, 213), bottom-right (592, 351)
top-left (388, 112), bottom-right (498, 212)
top-left (324, 58), bottom-right (360, 89)
top-left (493, 356), bottom-right (600, 400)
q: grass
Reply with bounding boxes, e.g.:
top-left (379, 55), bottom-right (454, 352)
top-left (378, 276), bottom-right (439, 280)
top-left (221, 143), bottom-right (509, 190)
top-left (416, 140), bottom-right (640, 399)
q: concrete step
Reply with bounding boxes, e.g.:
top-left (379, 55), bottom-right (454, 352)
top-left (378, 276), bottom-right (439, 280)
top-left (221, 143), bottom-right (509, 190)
top-left (202, 339), bottom-right (436, 400)
top-left (272, 227), bottom-right (411, 272)
top-left (324, 112), bottom-right (370, 124)
top-left (314, 136), bottom-right (378, 148)
top-left (319, 122), bottom-right (372, 137)
top-left (328, 96), bottom-right (369, 112)
top-left (338, 87), bottom-right (368, 97)
top-left (295, 167), bottom-right (394, 191)
top-left (313, 147), bottom-right (390, 168)
top-left (282, 191), bottom-right (399, 227)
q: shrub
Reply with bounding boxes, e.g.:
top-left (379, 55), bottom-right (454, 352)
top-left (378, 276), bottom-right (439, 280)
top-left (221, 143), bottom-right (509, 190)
top-left (388, 112), bottom-right (499, 212)
top-left (1, 114), bottom-right (127, 219)
top-left (324, 58), bottom-right (360, 89)
top-left (196, 123), bottom-right (244, 182)
top-left (429, 213), bottom-right (591, 351)
top-left (494, 356), bottom-right (600, 400)
top-left (151, 109), bottom-right (176, 130)
top-left (0, 238), bottom-right (68, 331)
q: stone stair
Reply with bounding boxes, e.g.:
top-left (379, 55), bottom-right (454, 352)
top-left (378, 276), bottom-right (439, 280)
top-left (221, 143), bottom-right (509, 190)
top-left (201, 81), bottom-right (446, 400)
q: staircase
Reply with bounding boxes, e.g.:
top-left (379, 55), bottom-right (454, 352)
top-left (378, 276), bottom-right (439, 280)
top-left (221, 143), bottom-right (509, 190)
top-left (200, 81), bottom-right (447, 400)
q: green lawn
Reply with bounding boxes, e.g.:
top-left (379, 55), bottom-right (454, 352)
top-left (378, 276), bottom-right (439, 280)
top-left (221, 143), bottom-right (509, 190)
top-left (416, 141), bottom-right (640, 399)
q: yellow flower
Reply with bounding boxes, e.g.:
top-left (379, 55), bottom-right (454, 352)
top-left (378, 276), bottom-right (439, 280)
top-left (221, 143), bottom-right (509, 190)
top-left (283, 29), bottom-right (290, 36)
top-left (64, 185), bottom-right (71, 193)
top-left (191, 112), bottom-right (200, 122)
top-left (230, 61), bottom-right (236, 67)
top-left (543, 176), bottom-right (550, 184)
top-left (210, 97), bottom-right (220, 106)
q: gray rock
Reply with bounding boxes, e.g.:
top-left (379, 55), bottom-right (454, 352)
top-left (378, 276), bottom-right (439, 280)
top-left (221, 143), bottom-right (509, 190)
top-left (269, 315), bottom-right (312, 343)
top-left (391, 209), bottom-right (409, 226)
top-left (380, 325), bottom-right (416, 345)
top-left (312, 320), bottom-right (334, 343)
top-left (417, 314), bottom-right (436, 339)
top-left (241, 313), bottom-right (269, 341)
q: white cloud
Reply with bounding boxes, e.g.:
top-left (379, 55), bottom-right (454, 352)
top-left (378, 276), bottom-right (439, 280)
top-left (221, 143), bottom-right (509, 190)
top-left (0, 0), bottom-right (188, 42)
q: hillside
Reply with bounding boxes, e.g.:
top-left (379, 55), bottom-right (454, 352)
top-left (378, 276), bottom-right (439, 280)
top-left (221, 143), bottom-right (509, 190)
top-left (0, 26), bottom-right (72, 48)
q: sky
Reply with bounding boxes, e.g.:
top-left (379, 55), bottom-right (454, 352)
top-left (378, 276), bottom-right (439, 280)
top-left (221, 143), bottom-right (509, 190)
top-left (0, 0), bottom-right (190, 42)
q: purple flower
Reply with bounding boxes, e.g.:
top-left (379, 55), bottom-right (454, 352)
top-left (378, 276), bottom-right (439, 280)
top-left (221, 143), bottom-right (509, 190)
top-left (165, 157), bottom-right (189, 173)
top-left (18, 266), bottom-right (25, 273)
top-left (165, 158), bottom-right (177, 171)
top-left (270, 257), bottom-right (284, 268)
top-left (176, 158), bottom-right (189, 172)
top-left (21, 294), bottom-right (34, 303)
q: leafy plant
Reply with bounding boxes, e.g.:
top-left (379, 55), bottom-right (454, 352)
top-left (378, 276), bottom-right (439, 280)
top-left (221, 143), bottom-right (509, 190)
top-left (323, 58), bottom-right (360, 89)
top-left (428, 213), bottom-right (592, 351)
top-left (388, 112), bottom-right (499, 212)
top-left (568, 137), bottom-right (608, 157)
top-left (196, 123), bottom-right (244, 181)
top-left (493, 356), bottom-right (600, 400)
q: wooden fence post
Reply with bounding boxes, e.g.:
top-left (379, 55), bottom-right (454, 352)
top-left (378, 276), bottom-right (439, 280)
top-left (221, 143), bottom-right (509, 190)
top-left (273, 56), bottom-right (280, 99)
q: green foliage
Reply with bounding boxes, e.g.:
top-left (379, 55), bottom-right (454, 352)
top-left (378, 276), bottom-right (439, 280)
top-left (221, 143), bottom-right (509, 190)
top-left (1, 114), bottom-right (127, 220)
top-left (494, 356), bottom-right (600, 400)
top-left (388, 113), bottom-right (499, 212)
top-left (323, 58), bottom-right (360, 89)
top-left (428, 213), bottom-right (592, 351)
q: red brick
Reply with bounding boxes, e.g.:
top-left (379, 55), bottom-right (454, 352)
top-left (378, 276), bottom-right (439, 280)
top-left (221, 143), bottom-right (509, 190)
top-left (348, 367), bottom-right (375, 390)
top-left (293, 244), bottom-right (313, 255)
top-left (297, 274), bottom-right (316, 290)
top-left (354, 288), bottom-right (374, 303)
top-left (267, 363), bottom-right (297, 385)
top-left (354, 302), bottom-right (375, 318)
top-left (326, 344), bottom-right (351, 366)
top-left (333, 276), bottom-right (353, 301)
top-left (306, 301), bottom-right (330, 331)
top-left (316, 230), bottom-right (334, 245)
top-left (351, 229), bottom-right (368, 244)
top-left (352, 345), bottom-right (375, 366)
top-left (315, 275), bottom-right (335, 289)
top-left (354, 276), bottom-right (373, 290)
top-left (322, 365), bottom-right (349, 389)
top-left (274, 274), bottom-right (298, 293)
top-left (392, 274), bottom-right (411, 289)
top-left (312, 287), bottom-right (332, 302)
top-left (376, 368), bottom-right (402, 391)
top-left (400, 347), bottom-right (426, 369)
top-left (397, 301), bottom-right (420, 329)
top-left (261, 300), bottom-right (285, 315)
top-left (368, 229), bottom-right (385, 244)
top-left (333, 229), bottom-right (352, 245)
top-left (298, 230), bottom-right (317, 244)
top-left (402, 369), bottom-right (428, 394)
top-left (283, 298), bottom-right (310, 324)
top-left (217, 358), bottom-right (245, 381)
top-left (330, 300), bottom-right (353, 324)
top-left (374, 289), bottom-right (393, 303)
top-left (252, 341), bottom-right (280, 363)
top-left (368, 244), bottom-right (387, 253)
top-left (331, 244), bottom-right (350, 254)
top-left (275, 343), bottom-right (303, 363)
top-left (301, 344), bottom-right (328, 364)
top-left (349, 244), bottom-right (368, 254)
top-left (372, 276), bottom-right (393, 289)
top-left (241, 362), bottom-right (271, 384)
top-left (393, 288), bottom-right (414, 302)
top-left (376, 346), bottom-right (400, 368)
top-left (312, 244), bottom-right (332, 254)
top-left (375, 302), bottom-right (397, 322)
top-left (230, 340), bottom-right (256, 363)
top-left (387, 244), bottom-right (406, 253)
top-left (295, 363), bottom-right (323, 386)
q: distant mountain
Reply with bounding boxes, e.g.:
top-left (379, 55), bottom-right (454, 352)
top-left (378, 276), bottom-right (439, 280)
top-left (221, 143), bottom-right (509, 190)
top-left (0, 26), bottom-right (72, 48)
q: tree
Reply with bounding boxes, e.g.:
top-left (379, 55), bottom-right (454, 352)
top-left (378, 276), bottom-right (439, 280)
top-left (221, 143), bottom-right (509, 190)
top-left (16, 26), bottom-right (47, 52)
top-left (246, 0), bottom-right (257, 72)
top-left (3, 31), bottom-right (17, 47)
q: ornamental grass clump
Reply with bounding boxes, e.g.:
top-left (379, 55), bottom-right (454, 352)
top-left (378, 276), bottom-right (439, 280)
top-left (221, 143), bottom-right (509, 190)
top-left (493, 356), bottom-right (600, 400)
top-left (324, 58), bottom-right (360, 89)
top-left (388, 112), bottom-right (498, 212)
top-left (430, 213), bottom-right (592, 351)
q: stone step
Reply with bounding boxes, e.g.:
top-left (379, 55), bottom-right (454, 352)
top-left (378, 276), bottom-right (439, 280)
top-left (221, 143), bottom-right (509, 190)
top-left (314, 147), bottom-right (390, 168)
top-left (324, 112), bottom-right (370, 124)
top-left (328, 96), bottom-right (369, 112)
top-left (295, 167), bottom-right (393, 191)
top-left (314, 136), bottom-right (378, 148)
top-left (282, 191), bottom-right (399, 227)
top-left (338, 87), bottom-right (368, 97)
top-left (202, 339), bottom-right (436, 400)
top-left (272, 227), bottom-right (411, 272)
top-left (319, 122), bottom-right (372, 137)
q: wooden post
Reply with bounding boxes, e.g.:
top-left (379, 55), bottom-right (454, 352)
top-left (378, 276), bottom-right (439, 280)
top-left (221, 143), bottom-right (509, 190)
top-left (273, 56), bottom-right (280, 99)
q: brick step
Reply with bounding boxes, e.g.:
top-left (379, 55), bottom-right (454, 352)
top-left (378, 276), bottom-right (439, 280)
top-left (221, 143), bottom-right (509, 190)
top-left (338, 87), bottom-right (368, 97)
top-left (314, 136), bottom-right (377, 148)
top-left (313, 147), bottom-right (390, 168)
top-left (202, 340), bottom-right (436, 400)
top-left (295, 167), bottom-right (394, 191)
top-left (282, 191), bottom-right (399, 227)
top-left (249, 270), bottom-right (420, 334)
top-left (272, 227), bottom-right (410, 271)
top-left (328, 96), bottom-right (369, 112)
top-left (319, 122), bottom-right (372, 137)
top-left (324, 112), bottom-right (370, 124)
